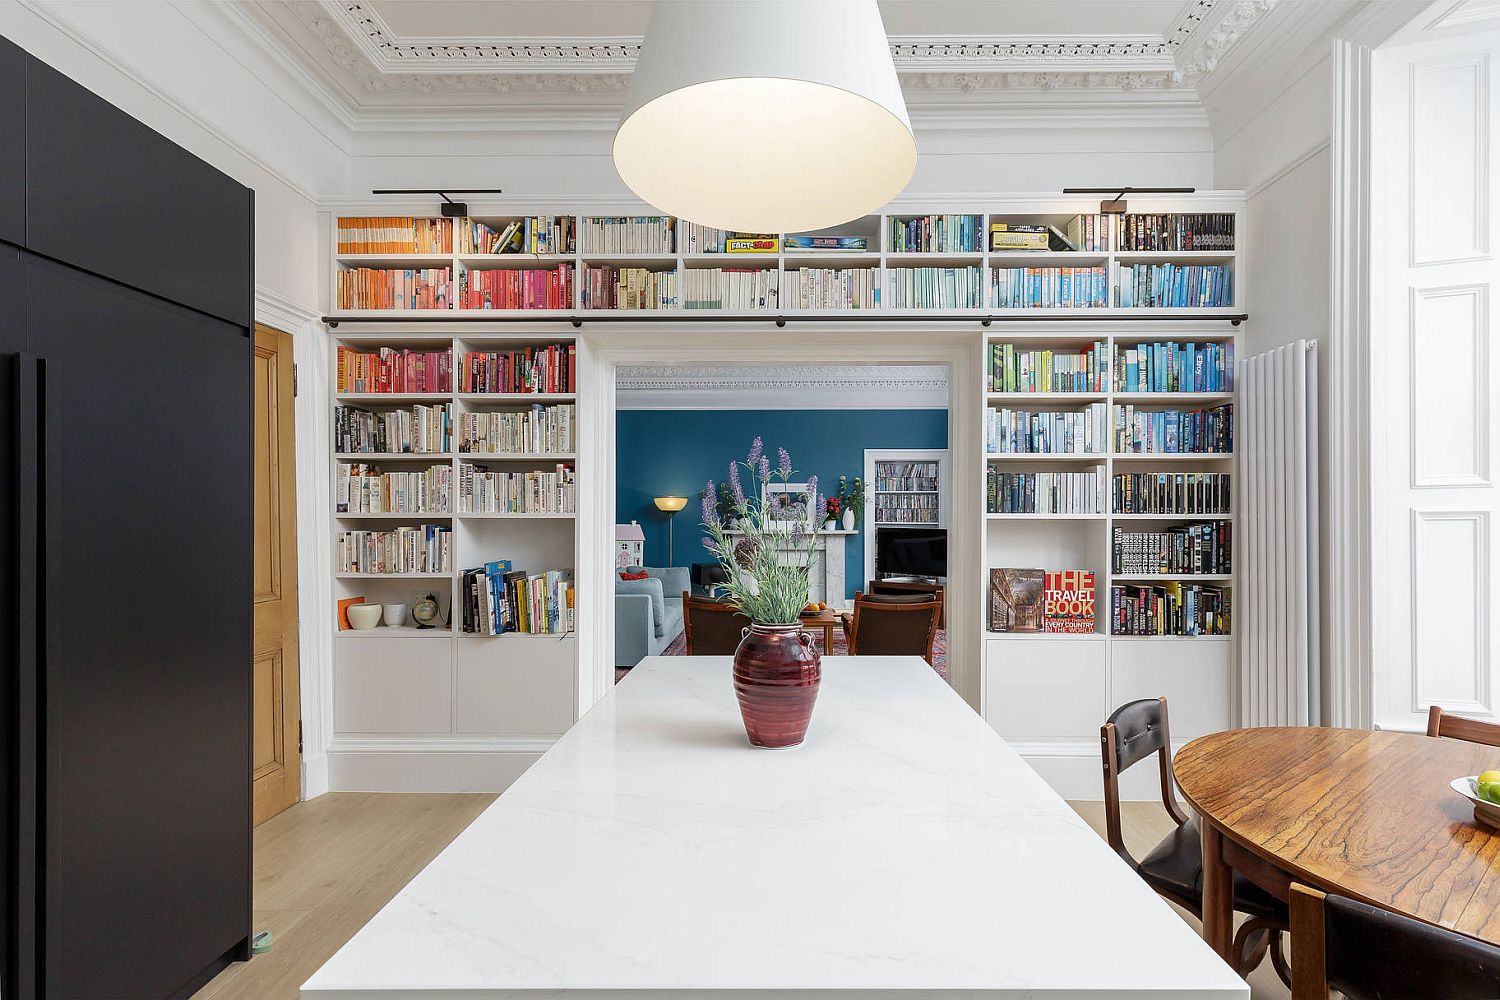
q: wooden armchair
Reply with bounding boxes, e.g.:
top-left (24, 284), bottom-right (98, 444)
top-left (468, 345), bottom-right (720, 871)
top-left (1426, 705), bottom-right (1500, 747)
top-left (682, 592), bottom-right (752, 656)
top-left (842, 591), bottom-right (940, 664)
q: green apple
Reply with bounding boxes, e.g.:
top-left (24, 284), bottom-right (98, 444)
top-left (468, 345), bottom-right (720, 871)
top-left (1478, 771), bottom-right (1500, 804)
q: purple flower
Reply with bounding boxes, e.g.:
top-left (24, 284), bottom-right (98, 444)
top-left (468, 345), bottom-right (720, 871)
top-left (758, 455), bottom-right (771, 482)
top-left (746, 436), bottom-right (764, 467)
top-left (701, 482), bottom-right (718, 526)
top-left (777, 447), bottom-right (792, 475)
top-left (728, 461), bottom-right (745, 505)
top-left (791, 522), bottom-right (805, 540)
top-left (806, 474), bottom-right (818, 496)
top-left (817, 493), bottom-right (828, 520)
top-left (701, 536), bottom-right (717, 552)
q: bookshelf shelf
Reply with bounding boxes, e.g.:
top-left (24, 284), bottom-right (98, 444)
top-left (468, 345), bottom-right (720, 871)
top-left (1110, 574), bottom-right (1233, 583)
top-left (1112, 512), bottom-right (1234, 521)
top-left (336, 393), bottom-right (452, 404)
top-left (333, 511), bottom-right (454, 519)
top-left (986, 391), bottom-right (1107, 403)
top-left (456, 512), bottom-right (577, 519)
top-left (985, 453), bottom-right (1109, 462)
top-left (336, 627), bottom-right (454, 638)
top-left (987, 513), bottom-right (1106, 521)
top-left (1111, 452), bottom-right (1234, 461)
top-left (1114, 392), bottom-right (1234, 404)
top-left (456, 392), bottom-right (576, 404)
top-left (334, 452), bottom-right (454, 460)
top-left (335, 572), bottom-right (451, 579)
top-left (457, 452), bottom-right (577, 461)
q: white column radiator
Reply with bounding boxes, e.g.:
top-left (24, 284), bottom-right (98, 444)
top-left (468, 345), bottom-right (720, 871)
top-left (1238, 341), bottom-right (1320, 726)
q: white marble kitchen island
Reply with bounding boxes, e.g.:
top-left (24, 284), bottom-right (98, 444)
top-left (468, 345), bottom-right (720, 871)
top-left (302, 656), bottom-right (1247, 999)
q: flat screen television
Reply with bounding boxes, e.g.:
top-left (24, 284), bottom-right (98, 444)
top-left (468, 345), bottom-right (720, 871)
top-left (874, 527), bottom-right (947, 581)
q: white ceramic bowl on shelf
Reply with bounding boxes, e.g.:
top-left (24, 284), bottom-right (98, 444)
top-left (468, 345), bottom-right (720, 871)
top-left (1451, 776), bottom-right (1500, 829)
top-left (382, 602), bottom-right (408, 628)
top-left (348, 603), bottom-right (383, 630)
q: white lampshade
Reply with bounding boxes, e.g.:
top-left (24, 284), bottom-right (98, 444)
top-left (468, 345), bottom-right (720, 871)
top-left (614, 0), bottom-right (916, 234)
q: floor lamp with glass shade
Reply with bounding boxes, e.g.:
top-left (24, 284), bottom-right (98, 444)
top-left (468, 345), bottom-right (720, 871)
top-left (654, 496), bottom-right (689, 566)
top-left (613, 0), bottom-right (915, 233)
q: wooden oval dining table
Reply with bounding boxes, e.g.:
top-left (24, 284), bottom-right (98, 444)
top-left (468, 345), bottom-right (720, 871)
top-left (1173, 727), bottom-right (1500, 962)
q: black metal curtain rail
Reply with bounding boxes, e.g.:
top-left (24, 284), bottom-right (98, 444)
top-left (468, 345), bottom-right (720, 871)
top-left (323, 312), bottom-right (1248, 328)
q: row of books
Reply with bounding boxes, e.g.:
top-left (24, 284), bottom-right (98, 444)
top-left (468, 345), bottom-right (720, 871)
top-left (1120, 213), bottom-right (1235, 252)
top-left (987, 468), bottom-right (1106, 514)
top-left (1116, 341), bottom-right (1235, 393)
top-left (682, 268), bottom-right (779, 310)
top-left (1112, 582), bottom-right (1230, 636)
top-left (989, 568), bottom-right (1096, 633)
top-left (1114, 472), bottom-right (1232, 515)
top-left (337, 268), bottom-right (451, 310)
top-left (458, 217), bottom-right (573, 256)
top-left (458, 344), bottom-right (575, 395)
top-left (885, 266), bottom-right (983, 309)
top-left (873, 462), bottom-right (939, 491)
top-left (336, 463), bottom-right (452, 514)
top-left (785, 235), bottom-right (868, 253)
top-left (986, 403), bottom-right (1109, 455)
top-left (458, 463), bottom-right (576, 514)
top-left (889, 214), bottom-right (984, 253)
top-left (1118, 263), bottom-right (1232, 308)
top-left (579, 216), bottom-right (673, 255)
top-left (335, 525), bottom-right (452, 575)
top-left (987, 342), bottom-right (1108, 394)
top-left (456, 404), bottom-right (574, 456)
top-left (1063, 213), bottom-right (1116, 253)
top-left (992, 266), bottom-right (1108, 309)
top-left (679, 221), bottom-right (732, 255)
top-left (337, 216), bottom-right (452, 255)
top-left (334, 403), bottom-right (451, 455)
top-left (873, 494), bottom-right (940, 523)
top-left (582, 265), bottom-right (677, 310)
top-left (1114, 404), bottom-right (1234, 455)
top-left (786, 267), bottom-right (879, 310)
top-left (458, 264), bottom-right (572, 310)
top-left (1112, 521), bottom-right (1231, 575)
top-left (460, 561), bottom-right (575, 635)
top-left (337, 347), bottom-right (451, 394)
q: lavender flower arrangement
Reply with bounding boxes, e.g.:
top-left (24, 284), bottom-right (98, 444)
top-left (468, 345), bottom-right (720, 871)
top-left (701, 437), bottom-right (820, 625)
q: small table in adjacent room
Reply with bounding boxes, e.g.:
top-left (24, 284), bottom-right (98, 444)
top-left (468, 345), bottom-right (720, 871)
top-left (798, 608), bottom-right (845, 652)
top-left (1173, 727), bottom-right (1500, 959)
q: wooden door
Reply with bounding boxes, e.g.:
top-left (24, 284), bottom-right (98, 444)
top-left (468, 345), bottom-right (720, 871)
top-left (253, 324), bottom-right (301, 824)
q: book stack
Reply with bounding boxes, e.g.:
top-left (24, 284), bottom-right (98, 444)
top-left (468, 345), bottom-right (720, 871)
top-left (335, 525), bottom-right (452, 574)
top-left (1112, 521), bottom-right (1231, 575)
top-left (337, 268), bottom-right (452, 310)
top-left (987, 468), bottom-right (1106, 514)
top-left (580, 216), bottom-right (673, 254)
top-left (679, 221), bottom-right (732, 254)
top-left (337, 217), bottom-right (452, 254)
top-left (459, 264), bottom-right (572, 310)
top-left (1064, 214), bottom-right (1116, 252)
top-left (1113, 472), bottom-right (1231, 515)
top-left (459, 344), bottom-right (575, 394)
top-left (986, 403), bottom-right (1108, 455)
top-left (786, 267), bottom-right (879, 309)
top-left (885, 266), bottom-right (983, 308)
top-left (582, 265), bottom-right (678, 309)
top-left (460, 560), bottom-right (575, 635)
top-left (1115, 341), bottom-right (1235, 392)
top-left (1111, 582), bottom-right (1230, 636)
top-left (1119, 213), bottom-right (1235, 251)
top-left (1113, 404), bottom-right (1233, 454)
top-left (890, 214), bottom-right (982, 253)
top-left (334, 403), bottom-right (451, 454)
top-left (459, 218), bottom-right (573, 255)
top-left (992, 266), bottom-right (1108, 309)
top-left (336, 463), bottom-right (452, 514)
top-left (1117, 263), bottom-right (1232, 308)
top-left (337, 347), bottom-right (451, 394)
top-left (459, 462), bottom-right (576, 514)
top-left (682, 268), bottom-right (779, 310)
top-left (457, 403), bottom-right (575, 455)
top-left (987, 342), bottom-right (1107, 393)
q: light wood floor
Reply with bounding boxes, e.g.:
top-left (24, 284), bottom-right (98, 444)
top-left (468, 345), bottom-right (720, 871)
top-left (194, 794), bottom-right (1287, 1000)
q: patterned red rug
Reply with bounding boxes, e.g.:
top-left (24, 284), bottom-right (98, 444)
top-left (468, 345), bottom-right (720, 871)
top-left (616, 629), bottom-right (947, 684)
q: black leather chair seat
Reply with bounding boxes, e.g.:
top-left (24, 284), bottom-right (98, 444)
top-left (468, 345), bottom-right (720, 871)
top-left (1136, 817), bottom-right (1287, 921)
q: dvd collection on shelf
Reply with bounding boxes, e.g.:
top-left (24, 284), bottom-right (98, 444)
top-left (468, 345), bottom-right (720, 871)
top-left (1112, 521), bottom-right (1231, 575)
top-left (1118, 212), bottom-right (1235, 252)
top-left (460, 561), bottom-right (575, 635)
top-left (1113, 404), bottom-right (1234, 454)
top-left (1115, 341), bottom-right (1235, 392)
top-left (456, 404), bottom-right (575, 456)
top-left (336, 347), bottom-right (451, 394)
top-left (458, 463), bottom-right (576, 514)
top-left (986, 403), bottom-right (1109, 455)
top-left (335, 525), bottom-right (453, 575)
top-left (334, 403), bottom-right (452, 455)
top-left (458, 344), bottom-right (575, 394)
top-left (987, 468), bottom-right (1107, 514)
top-left (1113, 472), bottom-right (1231, 515)
top-left (873, 494), bottom-right (940, 524)
top-left (336, 463), bottom-right (453, 514)
top-left (987, 342), bottom-right (1108, 393)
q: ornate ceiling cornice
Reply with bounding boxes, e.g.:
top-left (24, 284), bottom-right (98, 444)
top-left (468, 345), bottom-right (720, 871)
top-left (261, 0), bottom-right (1282, 104)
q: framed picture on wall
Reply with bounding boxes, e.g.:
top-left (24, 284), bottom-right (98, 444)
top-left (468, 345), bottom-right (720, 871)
top-left (764, 482), bottom-right (816, 531)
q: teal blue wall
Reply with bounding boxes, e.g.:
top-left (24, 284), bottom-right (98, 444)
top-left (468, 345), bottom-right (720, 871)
top-left (615, 409), bottom-right (948, 598)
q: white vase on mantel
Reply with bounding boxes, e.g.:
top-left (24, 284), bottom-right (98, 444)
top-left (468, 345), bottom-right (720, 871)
top-left (842, 509), bottom-right (856, 532)
top-left (823, 518), bottom-right (837, 532)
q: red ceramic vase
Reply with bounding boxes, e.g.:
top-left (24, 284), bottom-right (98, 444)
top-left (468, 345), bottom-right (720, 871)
top-left (733, 623), bottom-right (821, 749)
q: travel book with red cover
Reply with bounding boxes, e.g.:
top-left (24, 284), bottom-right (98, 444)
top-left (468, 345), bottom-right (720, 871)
top-left (1044, 570), bottom-right (1097, 634)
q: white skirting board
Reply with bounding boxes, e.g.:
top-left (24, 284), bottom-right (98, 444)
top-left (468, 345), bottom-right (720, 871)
top-left (327, 743), bottom-right (547, 793)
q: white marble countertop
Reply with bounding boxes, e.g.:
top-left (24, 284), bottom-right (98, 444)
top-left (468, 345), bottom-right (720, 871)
top-left (302, 656), bottom-right (1246, 999)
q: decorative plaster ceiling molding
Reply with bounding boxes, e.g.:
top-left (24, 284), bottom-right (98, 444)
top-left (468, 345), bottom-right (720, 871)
top-left (616, 365), bottom-right (950, 411)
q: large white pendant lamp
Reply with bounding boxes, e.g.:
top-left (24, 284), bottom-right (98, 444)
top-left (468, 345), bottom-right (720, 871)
top-left (614, 0), bottom-right (916, 234)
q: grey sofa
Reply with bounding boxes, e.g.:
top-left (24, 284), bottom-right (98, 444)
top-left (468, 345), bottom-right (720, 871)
top-left (615, 565), bottom-right (689, 667)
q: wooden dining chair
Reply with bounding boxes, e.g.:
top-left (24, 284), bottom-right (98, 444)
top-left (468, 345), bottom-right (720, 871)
top-left (1100, 698), bottom-right (1289, 982)
top-left (1426, 705), bottom-right (1500, 747)
top-left (682, 593), bottom-right (752, 656)
top-left (1290, 882), bottom-right (1500, 999)
top-left (843, 591), bottom-right (941, 664)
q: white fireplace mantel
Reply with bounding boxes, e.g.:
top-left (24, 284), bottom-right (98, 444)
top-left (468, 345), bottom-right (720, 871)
top-left (720, 528), bottom-right (858, 608)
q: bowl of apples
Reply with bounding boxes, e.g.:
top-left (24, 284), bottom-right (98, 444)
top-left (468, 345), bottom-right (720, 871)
top-left (1451, 772), bottom-right (1500, 829)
